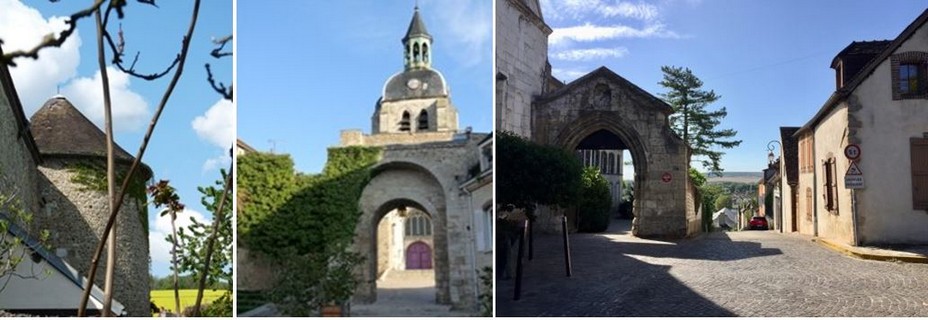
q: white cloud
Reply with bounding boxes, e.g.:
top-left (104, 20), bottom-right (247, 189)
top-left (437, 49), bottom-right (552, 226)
top-left (61, 66), bottom-right (151, 132)
top-left (201, 154), bottom-right (231, 173)
top-left (0, 0), bottom-right (81, 114)
top-left (420, 0), bottom-right (491, 67)
top-left (149, 208), bottom-right (207, 265)
top-left (542, 0), bottom-right (660, 21)
top-left (549, 22), bottom-right (680, 45)
top-left (552, 68), bottom-right (591, 81)
top-left (192, 99), bottom-right (235, 149)
top-left (553, 47), bottom-right (629, 61)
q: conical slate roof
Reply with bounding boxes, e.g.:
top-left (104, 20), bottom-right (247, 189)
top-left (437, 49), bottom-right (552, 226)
top-left (29, 96), bottom-right (135, 162)
top-left (403, 7), bottom-right (432, 43)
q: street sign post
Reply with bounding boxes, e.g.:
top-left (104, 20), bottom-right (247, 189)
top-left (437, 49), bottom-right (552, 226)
top-left (844, 161), bottom-right (864, 189)
top-left (844, 144), bottom-right (861, 160)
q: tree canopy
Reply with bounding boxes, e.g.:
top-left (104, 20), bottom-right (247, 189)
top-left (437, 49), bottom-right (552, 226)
top-left (659, 66), bottom-right (742, 174)
top-left (496, 131), bottom-right (582, 214)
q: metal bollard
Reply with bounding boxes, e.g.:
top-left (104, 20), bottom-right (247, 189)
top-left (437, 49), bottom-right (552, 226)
top-left (514, 220), bottom-right (527, 300)
top-left (562, 215), bottom-right (572, 277)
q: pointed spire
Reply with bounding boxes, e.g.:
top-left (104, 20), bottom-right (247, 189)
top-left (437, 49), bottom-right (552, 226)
top-left (402, 5), bottom-right (433, 70)
top-left (403, 5), bottom-right (432, 43)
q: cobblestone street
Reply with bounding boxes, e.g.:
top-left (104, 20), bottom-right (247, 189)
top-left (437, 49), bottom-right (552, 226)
top-left (350, 270), bottom-right (471, 317)
top-left (497, 220), bottom-right (928, 316)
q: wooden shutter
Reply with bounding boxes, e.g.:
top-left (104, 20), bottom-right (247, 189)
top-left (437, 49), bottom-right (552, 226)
top-left (912, 138), bottom-right (928, 210)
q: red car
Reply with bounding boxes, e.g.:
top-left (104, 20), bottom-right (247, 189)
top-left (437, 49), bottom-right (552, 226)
top-left (749, 216), bottom-right (769, 230)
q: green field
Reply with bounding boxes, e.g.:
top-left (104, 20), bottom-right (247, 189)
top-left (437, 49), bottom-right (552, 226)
top-left (150, 289), bottom-right (225, 315)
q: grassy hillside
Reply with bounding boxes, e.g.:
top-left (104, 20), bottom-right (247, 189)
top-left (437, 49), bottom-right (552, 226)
top-left (705, 171), bottom-right (763, 184)
top-left (150, 289), bottom-right (226, 315)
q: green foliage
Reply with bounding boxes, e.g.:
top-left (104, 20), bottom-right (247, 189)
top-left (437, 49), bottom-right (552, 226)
top-left (150, 274), bottom-right (227, 290)
top-left (66, 161), bottom-right (149, 231)
top-left (659, 66), bottom-right (742, 174)
top-left (688, 167), bottom-right (706, 188)
top-left (714, 194), bottom-right (733, 212)
top-left (478, 266), bottom-right (493, 317)
top-left (198, 290), bottom-right (232, 317)
top-left (0, 187), bottom-right (50, 293)
top-left (577, 167), bottom-right (612, 232)
top-left (269, 246), bottom-right (362, 316)
top-left (173, 169), bottom-right (233, 301)
top-left (239, 147), bottom-right (381, 313)
top-left (497, 131), bottom-right (583, 214)
top-left (236, 153), bottom-right (298, 240)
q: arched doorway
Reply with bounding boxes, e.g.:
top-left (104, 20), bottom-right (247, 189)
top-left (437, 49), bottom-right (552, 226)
top-left (406, 241), bottom-right (432, 270)
top-left (355, 161), bottom-right (450, 304)
top-left (532, 67), bottom-right (696, 238)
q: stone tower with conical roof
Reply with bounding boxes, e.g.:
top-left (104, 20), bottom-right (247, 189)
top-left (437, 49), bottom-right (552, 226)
top-left (364, 6), bottom-right (459, 140)
top-left (30, 96), bottom-right (151, 317)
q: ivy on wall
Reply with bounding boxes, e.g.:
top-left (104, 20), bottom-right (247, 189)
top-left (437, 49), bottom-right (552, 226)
top-left (238, 146), bottom-right (382, 259)
top-left (65, 161), bottom-right (149, 231)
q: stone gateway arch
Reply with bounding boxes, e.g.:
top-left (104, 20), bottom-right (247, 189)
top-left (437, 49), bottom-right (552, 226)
top-left (532, 67), bottom-right (700, 238)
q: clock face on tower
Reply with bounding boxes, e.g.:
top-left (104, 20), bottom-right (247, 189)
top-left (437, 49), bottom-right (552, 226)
top-left (407, 78), bottom-right (421, 90)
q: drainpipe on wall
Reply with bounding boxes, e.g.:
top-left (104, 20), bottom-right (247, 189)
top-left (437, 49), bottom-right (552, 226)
top-left (460, 186), bottom-right (480, 311)
top-left (812, 137), bottom-right (819, 237)
top-left (851, 188), bottom-right (860, 246)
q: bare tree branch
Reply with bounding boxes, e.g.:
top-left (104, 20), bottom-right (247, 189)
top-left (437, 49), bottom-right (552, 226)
top-left (0, 0), bottom-right (106, 66)
top-left (77, 0), bottom-right (203, 315)
top-left (206, 63), bottom-right (232, 100)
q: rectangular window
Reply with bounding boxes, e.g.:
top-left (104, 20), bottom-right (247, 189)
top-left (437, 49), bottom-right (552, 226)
top-left (900, 64), bottom-right (920, 94)
top-left (805, 188), bottom-right (813, 221)
top-left (823, 158), bottom-right (837, 213)
top-left (912, 138), bottom-right (928, 210)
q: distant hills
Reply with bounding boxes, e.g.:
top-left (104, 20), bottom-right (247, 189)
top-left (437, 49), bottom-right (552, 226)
top-left (705, 171), bottom-right (762, 184)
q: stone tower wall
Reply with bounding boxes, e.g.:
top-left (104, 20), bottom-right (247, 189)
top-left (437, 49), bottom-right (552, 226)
top-left (0, 83), bottom-right (40, 214)
top-left (36, 158), bottom-right (150, 316)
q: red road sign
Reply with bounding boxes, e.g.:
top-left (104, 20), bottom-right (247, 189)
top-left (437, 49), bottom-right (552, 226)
top-left (844, 144), bottom-right (861, 160)
top-left (661, 172), bottom-right (672, 183)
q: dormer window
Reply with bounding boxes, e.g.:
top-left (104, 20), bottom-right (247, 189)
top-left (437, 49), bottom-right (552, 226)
top-left (417, 110), bottom-right (429, 131)
top-left (891, 52), bottom-right (928, 100)
top-left (399, 111), bottom-right (411, 131)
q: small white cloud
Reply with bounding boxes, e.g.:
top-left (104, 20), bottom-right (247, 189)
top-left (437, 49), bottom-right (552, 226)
top-left (550, 22), bottom-right (680, 45)
top-left (552, 68), bottom-right (591, 81)
top-left (149, 208), bottom-right (207, 265)
top-left (0, 0), bottom-right (81, 113)
top-left (201, 154), bottom-right (231, 173)
top-left (553, 47), bottom-right (629, 61)
top-left (419, 0), bottom-right (491, 67)
top-left (192, 99), bottom-right (235, 149)
top-left (542, 0), bottom-right (660, 21)
top-left (61, 66), bottom-right (151, 132)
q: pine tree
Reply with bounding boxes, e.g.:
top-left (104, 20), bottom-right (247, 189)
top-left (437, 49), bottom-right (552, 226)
top-left (658, 65), bottom-right (742, 174)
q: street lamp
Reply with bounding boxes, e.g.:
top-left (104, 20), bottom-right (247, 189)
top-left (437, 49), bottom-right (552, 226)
top-left (767, 140), bottom-right (781, 165)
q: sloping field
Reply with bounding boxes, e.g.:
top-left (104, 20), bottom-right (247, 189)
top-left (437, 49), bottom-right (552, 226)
top-left (150, 289), bottom-right (225, 315)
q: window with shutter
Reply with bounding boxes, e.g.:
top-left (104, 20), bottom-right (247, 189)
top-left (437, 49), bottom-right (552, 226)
top-left (912, 138), bottom-right (928, 210)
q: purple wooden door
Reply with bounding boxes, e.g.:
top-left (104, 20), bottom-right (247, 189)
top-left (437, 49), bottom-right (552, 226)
top-left (406, 241), bottom-right (432, 269)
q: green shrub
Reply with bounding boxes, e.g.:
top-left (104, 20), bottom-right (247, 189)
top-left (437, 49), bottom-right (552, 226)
top-left (577, 167), bottom-right (612, 232)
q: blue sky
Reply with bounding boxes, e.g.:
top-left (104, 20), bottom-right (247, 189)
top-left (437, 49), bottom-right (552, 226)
top-left (237, 0), bottom-right (493, 173)
top-left (0, 0), bottom-right (232, 277)
top-left (541, 0), bottom-right (926, 174)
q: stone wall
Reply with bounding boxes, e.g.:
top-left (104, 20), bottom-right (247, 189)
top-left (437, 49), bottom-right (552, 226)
top-left (374, 97), bottom-right (458, 134)
top-left (35, 158), bottom-right (150, 316)
top-left (0, 77), bottom-right (40, 215)
top-left (496, 0), bottom-right (551, 138)
top-left (235, 245), bottom-right (277, 291)
top-left (354, 135), bottom-right (485, 311)
top-left (532, 68), bottom-right (692, 239)
top-left (341, 130), bottom-right (457, 147)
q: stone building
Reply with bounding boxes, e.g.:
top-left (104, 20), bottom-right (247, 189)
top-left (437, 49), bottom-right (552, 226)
top-left (496, 0), bottom-right (699, 237)
top-left (341, 7), bottom-right (492, 311)
top-left (0, 46), bottom-right (151, 316)
top-left (780, 9), bottom-right (928, 245)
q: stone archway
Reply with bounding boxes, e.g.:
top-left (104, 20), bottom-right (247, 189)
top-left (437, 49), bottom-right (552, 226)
top-left (355, 161), bottom-right (450, 304)
top-left (533, 66), bottom-right (696, 238)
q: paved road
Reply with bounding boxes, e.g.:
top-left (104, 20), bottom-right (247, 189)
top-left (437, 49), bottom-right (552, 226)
top-left (497, 219), bottom-right (928, 317)
top-left (350, 269), bottom-right (471, 317)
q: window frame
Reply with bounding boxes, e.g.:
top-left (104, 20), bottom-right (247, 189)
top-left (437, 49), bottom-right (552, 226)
top-left (891, 52), bottom-right (928, 100)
